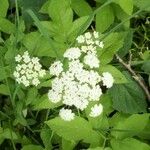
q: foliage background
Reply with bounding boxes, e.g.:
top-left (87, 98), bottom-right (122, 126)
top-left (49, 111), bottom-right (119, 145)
top-left (0, 0), bottom-right (150, 149)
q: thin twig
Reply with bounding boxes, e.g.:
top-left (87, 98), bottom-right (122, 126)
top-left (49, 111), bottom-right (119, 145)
top-left (116, 54), bottom-right (150, 102)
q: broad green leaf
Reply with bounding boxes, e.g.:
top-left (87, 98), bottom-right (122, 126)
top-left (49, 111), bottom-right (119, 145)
top-left (21, 0), bottom-right (47, 25)
top-left (22, 32), bottom-right (56, 57)
top-left (111, 114), bottom-right (150, 139)
top-left (133, 0), bottom-right (150, 11)
top-left (96, 5), bottom-right (114, 33)
top-left (118, 29), bottom-right (133, 57)
top-left (140, 50), bottom-right (150, 61)
top-left (0, 66), bottom-right (10, 81)
top-left (26, 87), bottom-right (38, 105)
top-left (111, 138), bottom-right (150, 150)
top-left (112, 4), bottom-right (130, 28)
top-left (39, 0), bottom-right (51, 14)
top-left (62, 138), bottom-right (76, 150)
top-left (0, 17), bottom-right (15, 34)
top-left (71, 0), bottom-right (92, 17)
top-left (113, 0), bottom-right (133, 15)
top-left (21, 145), bottom-right (44, 150)
top-left (141, 61), bottom-right (150, 74)
top-left (48, 0), bottom-right (73, 32)
top-left (0, 84), bottom-right (9, 95)
top-left (68, 16), bottom-right (89, 42)
top-left (100, 94), bottom-right (114, 114)
top-left (99, 65), bottom-right (127, 83)
top-left (0, 128), bottom-right (18, 144)
top-left (0, 0), bottom-right (9, 17)
top-left (46, 116), bottom-right (101, 144)
top-left (98, 32), bottom-right (124, 65)
top-left (137, 119), bottom-right (150, 140)
top-left (89, 113), bottom-right (109, 130)
top-left (32, 94), bottom-right (61, 110)
top-left (109, 72), bottom-right (147, 113)
top-left (40, 127), bottom-right (52, 149)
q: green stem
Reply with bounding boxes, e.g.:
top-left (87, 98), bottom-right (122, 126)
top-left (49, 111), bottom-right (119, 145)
top-left (15, 0), bottom-right (19, 26)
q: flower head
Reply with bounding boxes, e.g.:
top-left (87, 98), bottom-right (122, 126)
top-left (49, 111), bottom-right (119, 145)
top-left (64, 47), bottom-right (81, 60)
top-left (59, 108), bottom-right (75, 121)
top-left (102, 72), bottom-right (114, 88)
top-left (49, 61), bottom-right (63, 76)
top-left (13, 51), bottom-right (46, 87)
top-left (89, 104), bottom-right (103, 117)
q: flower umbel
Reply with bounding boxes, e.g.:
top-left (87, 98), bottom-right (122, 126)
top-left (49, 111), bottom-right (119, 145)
top-left (89, 104), bottom-right (103, 118)
top-left (48, 31), bottom-right (114, 121)
top-left (13, 51), bottom-right (46, 87)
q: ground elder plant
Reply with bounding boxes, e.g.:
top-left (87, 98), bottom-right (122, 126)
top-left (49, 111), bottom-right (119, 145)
top-left (0, 0), bottom-right (150, 149)
top-left (48, 31), bottom-right (114, 121)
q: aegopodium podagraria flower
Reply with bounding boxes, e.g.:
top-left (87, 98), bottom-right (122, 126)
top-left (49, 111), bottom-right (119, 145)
top-left (13, 51), bottom-right (46, 87)
top-left (89, 104), bottom-right (103, 118)
top-left (48, 31), bottom-right (114, 121)
top-left (102, 72), bottom-right (114, 88)
top-left (59, 108), bottom-right (75, 121)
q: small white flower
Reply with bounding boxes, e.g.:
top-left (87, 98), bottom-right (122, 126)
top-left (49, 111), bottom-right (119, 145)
top-left (99, 41), bottom-right (104, 48)
top-left (102, 72), bottom-right (114, 88)
top-left (64, 47), bottom-right (81, 60)
top-left (84, 52), bottom-right (100, 68)
top-left (13, 71), bottom-right (20, 78)
top-left (48, 89), bottom-right (62, 103)
top-left (81, 46), bottom-right (88, 53)
top-left (89, 85), bottom-right (102, 101)
top-left (89, 104), bottom-right (103, 117)
top-left (39, 70), bottom-right (46, 77)
top-left (76, 35), bottom-right (85, 43)
top-left (32, 57), bottom-right (40, 64)
top-left (49, 61), bottom-right (63, 76)
top-left (32, 78), bottom-right (40, 86)
top-left (93, 31), bottom-right (99, 38)
top-left (15, 54), bottom-right (22, 62)
top-left (59, 108), bottom-right (75, 121)
top-left (85, 32), bottom-right (92, 39)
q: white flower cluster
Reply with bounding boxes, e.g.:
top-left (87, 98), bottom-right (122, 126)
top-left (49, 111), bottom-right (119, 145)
top-left (48, 31), bottom-right (114, 121)
top-left (13, 51), bottom-right (46, 87)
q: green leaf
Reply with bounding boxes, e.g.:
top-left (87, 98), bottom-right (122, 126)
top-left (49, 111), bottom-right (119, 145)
top-left (133, 0), bottom-right (150, 11)
top-left (22, 32), bottom-right (56, 57)
top-left (40, 127), bottom-right (52, 150)
top-left (112, 4), bottom-right (130, 28)
top-left (21, 145), bottom-right (44, 150)
top-left (99, 65), bottom-right (127, 84)
top-left (141, 61), bottom-right (150, 74)
top-left (0, 84), bottom-right (9, 95)
top-left (111, 138), bottom-right (150, 150)
top-left (96, 5), bottom-right (114, 33)
top-left (0, 128), bottom-right (18, 144)
top-left (109, 71), bottom-right (147, 113)
top-left (113, 0), bottom-right (133, 15)
top-left (98, 32), bottom-right (124, 65)
top-left (48, 0), bottom-right (73, 32)
top-left (118, 29), bottom-right (133, 57)
top-left (71, 0), bottom-right (92, 17)
top-left (32, 94), bottom-right (61, 110)
top-left (62, 138), bottom-right (76, 150)
top-left (46, 116), bottom-right (101, 143)
top-left (39, 0), bottom-right (51, 14)
top-left (26, 87), bottom-right (38, 106)
top-left (68, 16), bottom-right (89, 42)
top-left (0, 66), bottom-right (11, 81)
top-left (0, 0), bottom-right (9, 17)
top-left (0, 17), bottom-right (15, 34)
top-left (111, 114), bottom-right (150, 139)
